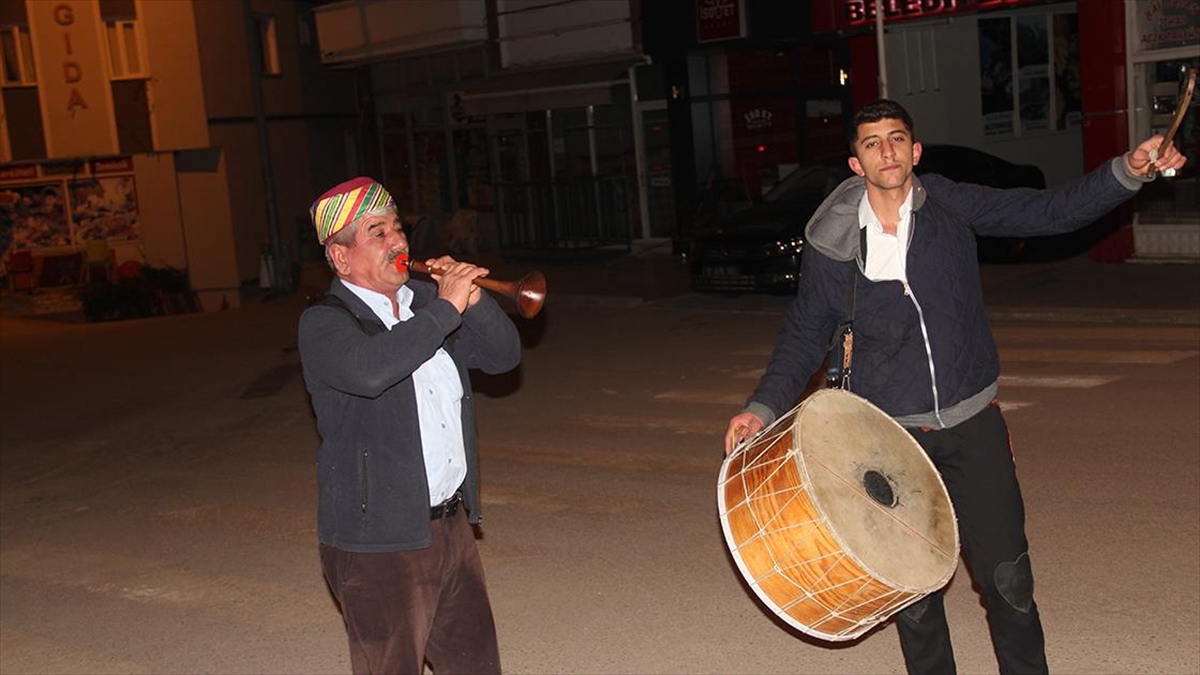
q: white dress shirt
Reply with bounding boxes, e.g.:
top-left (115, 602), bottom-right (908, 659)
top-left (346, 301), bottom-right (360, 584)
top-left (344, 282), bottom-right (466, 506)
top-left (859, 188), bottom-right (914, 283)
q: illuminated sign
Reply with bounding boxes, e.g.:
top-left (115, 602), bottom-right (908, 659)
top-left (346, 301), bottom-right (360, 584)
top-left (837, 0), bottom-right (1047, 28)
top-left (744, 108), bottom-right (774, 131)
top-left (697, 0), bottom-right (746, 43)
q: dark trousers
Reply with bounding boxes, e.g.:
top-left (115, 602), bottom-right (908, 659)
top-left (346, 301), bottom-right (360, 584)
top-left (897, 403), bottom-right (1048, 675)
top-left (320, 509), bottom-right (501, 675)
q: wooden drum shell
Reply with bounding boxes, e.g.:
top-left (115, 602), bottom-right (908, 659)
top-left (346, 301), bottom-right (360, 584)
top-left (718, 389), bottom-right (960, 642)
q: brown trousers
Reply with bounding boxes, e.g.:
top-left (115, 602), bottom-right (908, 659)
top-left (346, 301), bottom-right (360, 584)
top-left (320, 509), bottom-right (501, 675)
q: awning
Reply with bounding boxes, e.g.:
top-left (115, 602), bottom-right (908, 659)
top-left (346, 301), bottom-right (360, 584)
top-left (460, 56), bottom-right (646, 116)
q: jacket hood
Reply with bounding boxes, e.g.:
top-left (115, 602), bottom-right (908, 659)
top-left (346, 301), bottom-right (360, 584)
top-left (804, 174), bottom-right (929, 261)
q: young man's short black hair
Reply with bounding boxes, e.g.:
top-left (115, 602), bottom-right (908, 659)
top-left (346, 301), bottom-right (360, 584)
top-left (847, 99), bottom-right (915, 154)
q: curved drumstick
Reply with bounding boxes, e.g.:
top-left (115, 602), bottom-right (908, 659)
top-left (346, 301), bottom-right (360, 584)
top-left (1150, 67), bottom-right (1196, 179)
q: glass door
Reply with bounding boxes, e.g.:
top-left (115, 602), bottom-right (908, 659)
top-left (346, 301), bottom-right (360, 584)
top-left (1130, 56), bottom-right (1199, 257)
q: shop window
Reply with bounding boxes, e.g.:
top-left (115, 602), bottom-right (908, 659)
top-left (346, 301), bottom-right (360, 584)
top-left (798, 44), bottom-right (839, 89)
top-left (1051, 14), bottom-right (1081, 131)
top-left (256, 15), bottom-right (280, 76)
top-left (105, 20), bottom-right (147, 80)
top-left (727, 49), bottom-right (795, 94)
top-left (297, 16), bottom-right (312, 47)
top-left (1, 25), bottom-right (36, 86)
top-left (112, 79), bottom-right (152, 154)
top-left (978, 11), bottom-right (1080, 138)
top-left (2, 87), bottom-right (46, 159)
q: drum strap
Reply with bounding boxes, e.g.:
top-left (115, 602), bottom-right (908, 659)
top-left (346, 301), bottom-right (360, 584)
top-left (826, 262), bottom-right (857, 390)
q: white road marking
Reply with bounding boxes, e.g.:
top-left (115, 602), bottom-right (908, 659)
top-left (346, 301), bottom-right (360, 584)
top-left (732, 368), bottom-right (766, 379)
top-left (998, 374), bottom-right (1122, 388)
top-left (1000, 348), bottom-right (1198, 364)
top-left (654, 390), bottom-right (749, 406)
top-left (998, 401), bottom-right (1033, 412)
top-left (647, 342), bottom-right (1186, 422)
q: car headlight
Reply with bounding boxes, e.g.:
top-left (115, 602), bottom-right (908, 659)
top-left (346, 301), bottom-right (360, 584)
top-left (762, 236), bottom-right (804, 258)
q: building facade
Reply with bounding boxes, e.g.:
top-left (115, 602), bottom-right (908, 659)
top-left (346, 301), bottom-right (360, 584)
top-left (812, 0), bottom-right (1198, 260)
top-left (648, 0), bottom-right (1196, 260)
top-left (313, 0), bottom-right (671, 256)
top-left (1, 0), bottom-right (359, 311)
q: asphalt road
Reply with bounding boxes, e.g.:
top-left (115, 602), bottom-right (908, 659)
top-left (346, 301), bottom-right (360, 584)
top-left (1, 280), bottom-right (1198, 674)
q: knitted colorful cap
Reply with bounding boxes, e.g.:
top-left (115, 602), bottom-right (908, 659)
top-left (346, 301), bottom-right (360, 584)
top-left (310, 177), bottom-right (396, 245)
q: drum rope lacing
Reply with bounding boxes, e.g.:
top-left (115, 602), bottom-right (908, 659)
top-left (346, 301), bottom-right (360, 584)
top-left (728, 417), bottom-right (957, 561)
top-left (719, 391), bottom-right (961, 641)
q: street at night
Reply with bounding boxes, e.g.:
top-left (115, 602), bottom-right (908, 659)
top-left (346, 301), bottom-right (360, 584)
top-left (2, 0), bottom-right (1199, 672)
top-left (1, 254), bottom-right (1197, 674)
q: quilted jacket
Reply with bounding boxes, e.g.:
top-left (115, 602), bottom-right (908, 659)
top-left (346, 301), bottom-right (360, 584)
top-left (744, 156), bottom-right (1148, 430)
top-left (299, 278), bottom-right (520, 552)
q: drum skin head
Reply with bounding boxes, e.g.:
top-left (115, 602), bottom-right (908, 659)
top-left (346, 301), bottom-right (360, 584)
top-left (797, 390), bottom-right (959, 590)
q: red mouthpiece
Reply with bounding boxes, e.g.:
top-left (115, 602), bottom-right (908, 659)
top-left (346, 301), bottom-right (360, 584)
top-left (393, 251), bottom-right (410, 272)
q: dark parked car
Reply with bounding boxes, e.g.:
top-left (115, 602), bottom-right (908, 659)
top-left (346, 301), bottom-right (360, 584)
top-left (686, 145), bottom-right (1046, 293)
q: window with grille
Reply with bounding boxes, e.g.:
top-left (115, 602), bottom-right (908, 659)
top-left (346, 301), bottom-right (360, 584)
top-left (256, 15), bottom-right (280, 75)
top-left (106, 19), bottom-right (147, 80)
top-left (1, 25), bottom-right (37, 86)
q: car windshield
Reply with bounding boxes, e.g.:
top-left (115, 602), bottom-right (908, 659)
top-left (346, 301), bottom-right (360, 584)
top-left (763, 162), bottom-right (847, 204)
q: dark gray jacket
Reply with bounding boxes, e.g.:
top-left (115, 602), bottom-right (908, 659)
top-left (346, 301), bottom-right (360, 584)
top-left (298, 278), bottom-right (520, 552)
top-left (745, 156), bottom-right (1148, 429)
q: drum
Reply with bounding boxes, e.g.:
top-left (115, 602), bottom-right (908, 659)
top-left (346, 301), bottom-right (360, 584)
top-left (717, 388), bottom-right (959, 642)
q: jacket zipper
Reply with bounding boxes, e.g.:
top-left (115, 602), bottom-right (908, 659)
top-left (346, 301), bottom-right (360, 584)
top-left (903, 280), bottom-right (945, 428)
top-left (902, 206), bottom-right (944, 429)
top-left (359, 449), bottom-right (369, 515)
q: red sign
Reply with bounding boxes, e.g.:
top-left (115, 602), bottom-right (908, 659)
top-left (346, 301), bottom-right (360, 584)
top-left (90, 156), bottom-right (134, 175)
top-left (0, 164), bottom-right (39, 182)
top-left (697, 0), bottom-right (745, 43)
top-left (817, 0), bottom-right (1048, 31)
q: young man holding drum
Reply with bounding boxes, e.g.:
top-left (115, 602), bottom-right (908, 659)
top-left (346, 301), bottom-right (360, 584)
top-left (724, 100), bottom-right (1187, 674)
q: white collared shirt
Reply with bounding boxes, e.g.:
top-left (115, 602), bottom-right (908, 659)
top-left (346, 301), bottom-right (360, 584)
top-left (859, 188), bottom-right (914, 283)
top-left (344, 282), bottom-right (466, 507)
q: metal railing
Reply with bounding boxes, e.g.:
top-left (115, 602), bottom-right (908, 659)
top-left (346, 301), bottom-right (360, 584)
top-left (495, 175), bottom-right (634, 254)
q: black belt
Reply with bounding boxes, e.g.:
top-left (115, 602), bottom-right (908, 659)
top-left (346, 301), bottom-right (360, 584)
top-left (430, 491), bottom-right (462, 520)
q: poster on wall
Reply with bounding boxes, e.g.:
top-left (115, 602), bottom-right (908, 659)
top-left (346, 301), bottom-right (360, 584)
top-left (0, 183), bottom-right (71, 250)
top-left (69, 177), bottom-right (141, 242)
top-left (979, 17), bottom-right (1014, 137)
top-left (1134, 0), bottom-right (1200, 53)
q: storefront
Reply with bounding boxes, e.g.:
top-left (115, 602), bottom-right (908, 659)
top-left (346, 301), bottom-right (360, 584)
top-left (316, 0), bottom-right (670, 256)
top-left (808, 0), bottom-right (1198, 260)
top-left (687, 43), bottom-right (851, 203)
top-left (1125, 0), bottom-right (1199, 259)
top-left (645, 0), bottom-right (854, 241)
top-left (368, 56), bottom-right (657, 255)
